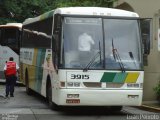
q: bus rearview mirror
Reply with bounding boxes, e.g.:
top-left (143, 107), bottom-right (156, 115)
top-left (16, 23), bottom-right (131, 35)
top-left (142, 34), bottom-right (150, 55)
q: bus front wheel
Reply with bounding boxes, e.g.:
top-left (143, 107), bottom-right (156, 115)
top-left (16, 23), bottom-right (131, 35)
top-left (110, 106), bottom-right (123, 112)
top-left (47, 80), bottom-right (59, 110)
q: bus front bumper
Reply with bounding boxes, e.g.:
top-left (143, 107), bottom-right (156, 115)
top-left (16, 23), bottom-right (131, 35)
top-left (54, 89), bottom-right (142, 106)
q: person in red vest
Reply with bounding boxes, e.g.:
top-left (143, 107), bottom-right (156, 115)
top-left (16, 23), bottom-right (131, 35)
top-left (4, 57), bottom-right (19, 97)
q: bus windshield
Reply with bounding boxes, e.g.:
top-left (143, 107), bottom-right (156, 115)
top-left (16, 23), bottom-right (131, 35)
top-left (0, 28), bottom-right (20, 54)
top-left (62, 17), bottom-right (142, 70)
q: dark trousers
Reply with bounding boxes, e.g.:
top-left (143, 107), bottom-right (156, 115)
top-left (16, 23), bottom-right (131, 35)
top-left (6, 75), bottom-right (16, 96)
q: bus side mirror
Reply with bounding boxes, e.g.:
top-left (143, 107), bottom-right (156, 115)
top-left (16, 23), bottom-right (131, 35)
top-left (52, 34), bottom-right (59, 52)
top-left (140, 18), bottom-right (151, 55)
top-left (52, 35), bottom-right (59, 74)
top-left (53, 14), bottom-right (62, 33)
top-left (52, 35), bottom-right (56, 52)
top-left (142, 33), bottom-right (150, 55)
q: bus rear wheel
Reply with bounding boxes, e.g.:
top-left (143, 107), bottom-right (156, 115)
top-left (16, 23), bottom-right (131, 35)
top-left (47, 81), bottom-right (59, 110)
top-left (25, 70), bottom-right (32, 95)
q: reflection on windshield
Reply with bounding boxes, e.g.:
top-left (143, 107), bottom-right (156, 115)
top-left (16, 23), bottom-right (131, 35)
top-left (104, 19), bottom-right (142, 70)
top-left (78, 33), bottom-right (95, 51)
top-left (62, 17), bottom-right (142, 70)
top-left (63, 17), bottom-right (103, 69)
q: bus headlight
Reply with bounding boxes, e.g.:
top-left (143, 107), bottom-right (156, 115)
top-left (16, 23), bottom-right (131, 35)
top-left (74, 82), bottom-right (80, 87)
top-left (67, 82), bottom-right (81, 87)
top-left (67, 82), bottom-right (74, 87)
top-left (127, 83), bottom-right (140, 88)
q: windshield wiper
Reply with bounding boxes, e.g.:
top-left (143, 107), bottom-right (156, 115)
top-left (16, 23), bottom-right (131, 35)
top-left (112, 39), bottom-right (125, 72)
top-left (83, 51), bottom-right (101, 72)
top-left (129, 51), bottom-right (137, 69)
top-left (83, 41), bottom-right (102, 72)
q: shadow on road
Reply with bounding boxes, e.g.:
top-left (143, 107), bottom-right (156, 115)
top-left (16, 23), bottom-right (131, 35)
top-left (55, 106), bottom-right (131, 116)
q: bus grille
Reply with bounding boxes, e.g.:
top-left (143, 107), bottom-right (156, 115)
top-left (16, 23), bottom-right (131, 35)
top-left (106, 83), bottom-right (124, 88)
top-left (83, 82), bottom-right (101, 88)
top-left (83, 82), bottom-right (124, 88)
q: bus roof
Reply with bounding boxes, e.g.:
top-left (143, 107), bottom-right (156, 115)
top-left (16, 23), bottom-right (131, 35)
top-left (0, 23), bottom-right (22, 28)
top-left (23, 7), bottom-right (139, 25)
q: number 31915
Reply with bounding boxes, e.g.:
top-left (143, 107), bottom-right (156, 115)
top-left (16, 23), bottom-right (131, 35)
top-left (71, 74), bottom-right (89, 79)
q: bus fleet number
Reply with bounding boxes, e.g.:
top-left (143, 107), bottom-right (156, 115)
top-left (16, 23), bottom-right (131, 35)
top-left (71, 74), bottom-right (89, 79)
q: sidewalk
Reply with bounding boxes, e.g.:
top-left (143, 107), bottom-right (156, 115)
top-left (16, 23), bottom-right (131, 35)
top-left (140, 101), bottom-right (160, 112)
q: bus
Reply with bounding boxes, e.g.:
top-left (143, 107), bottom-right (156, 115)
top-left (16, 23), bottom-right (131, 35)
top-left (20, 7), bottom-right (150, 110)
top-left (0, 23), bottom-right (22, 80)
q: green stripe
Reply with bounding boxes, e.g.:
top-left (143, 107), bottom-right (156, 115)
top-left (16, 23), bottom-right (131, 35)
top-left (113, 73), bottom-right (127, 83)
top-left (35, 49), bottom-right (46, 92)
top-left (100, 72), bottom-right (116, 82)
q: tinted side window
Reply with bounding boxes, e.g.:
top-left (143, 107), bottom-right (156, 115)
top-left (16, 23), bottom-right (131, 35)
top-left (0, 28), bottom-right (20, 54)
top-left (22, 17), bottom-right (53, 48)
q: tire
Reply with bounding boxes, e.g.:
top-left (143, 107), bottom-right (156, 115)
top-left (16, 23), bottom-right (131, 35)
top-left (47, 80), bottom-right (59, 110)
top-left (25, 70), bottom-right (32, 95)
top-left (111, 106), bottom-right (123, 112)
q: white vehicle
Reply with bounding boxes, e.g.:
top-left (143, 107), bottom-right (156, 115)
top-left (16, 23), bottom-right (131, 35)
top-left (0, 23), bottom-right (22, 80)
top-left (20, 7), bottom-right (149, 110)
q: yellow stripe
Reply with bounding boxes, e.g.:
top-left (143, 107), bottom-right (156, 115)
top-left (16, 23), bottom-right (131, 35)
top-left (125, 72), bottom-right (139, 83)
top-left (30, 49), bottom-right (38, 88)
top-left (32, 48), bottom-right (38, 65)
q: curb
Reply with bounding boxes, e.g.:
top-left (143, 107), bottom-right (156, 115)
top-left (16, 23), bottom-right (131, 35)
top-left (142, 105), bottom-right (160, 110)
top-left (137, 105), bottom-right (160, 113)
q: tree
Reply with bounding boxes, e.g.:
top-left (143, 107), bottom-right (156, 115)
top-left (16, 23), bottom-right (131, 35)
top-left (54, 0), bottom-right (116, 8)
top-left (0, 0), bottom-right (116, 24)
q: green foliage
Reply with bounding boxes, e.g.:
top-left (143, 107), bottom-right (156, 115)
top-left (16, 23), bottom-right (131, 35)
top-left (0, 18), bottom-right (17, 25)
top-left (0, 0), bottom-right (116, 24)
top-left (153, 82), bottom-right (160, 96)
top-left (54, 0), bottom-right (116, 8)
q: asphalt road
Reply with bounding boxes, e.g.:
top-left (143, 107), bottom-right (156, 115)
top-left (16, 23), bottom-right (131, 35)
top-left (0, 85), bottom-right (159, 120)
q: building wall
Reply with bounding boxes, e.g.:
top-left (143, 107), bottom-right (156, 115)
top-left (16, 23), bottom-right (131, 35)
top-left (114, 0), bottom-right (160, 101)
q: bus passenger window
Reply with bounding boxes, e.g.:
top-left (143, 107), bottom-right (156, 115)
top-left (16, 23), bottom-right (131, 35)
top-left (7, 38), bottom-right (16, 45)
